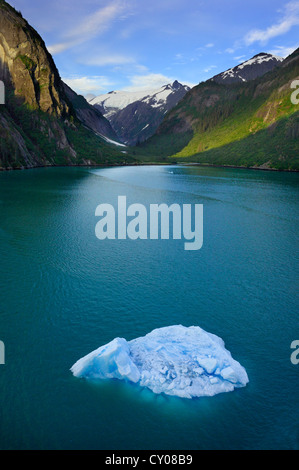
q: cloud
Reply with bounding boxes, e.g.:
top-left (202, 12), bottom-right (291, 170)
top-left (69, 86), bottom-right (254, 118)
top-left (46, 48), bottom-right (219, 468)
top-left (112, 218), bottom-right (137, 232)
top-left (134, 64), bottom-right (149, 73)
top-left (123, 73), bottom-right (176, 91)
top-left (80, 54), bottom-right (135, 67)
top-left (65, 1), bottom-right (125, 40)
top-left (62, 76), bottom-right (114, 95)
top-left (203, 65), bottom-right (217, 73)
top-left (123, 73), bottom-right (196, 92)
top-left (48, 42), bottom-right (73, 55)
top-left (269, 44), bottom-right (298, 57)
top-left (197, 43), bottom-right (215, 51)
top-left (245, 1), bottom-right (299, 45)
top-left (225, 48), bottom-right (236, 54)
top-left (48, 0), bottom-right (127, 54)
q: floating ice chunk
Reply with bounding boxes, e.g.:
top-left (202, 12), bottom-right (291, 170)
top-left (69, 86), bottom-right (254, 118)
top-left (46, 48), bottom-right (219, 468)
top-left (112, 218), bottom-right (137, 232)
top-left (210, 377), bottom-right (219, 384)
top-left (197, 357), bottom-right (218, 374)
top-left (220, 366), bottom-right (238, 383)
top-left (71, 338), bottom-right (140, 383)
top-left (71, 325), bottom-right (249, 399)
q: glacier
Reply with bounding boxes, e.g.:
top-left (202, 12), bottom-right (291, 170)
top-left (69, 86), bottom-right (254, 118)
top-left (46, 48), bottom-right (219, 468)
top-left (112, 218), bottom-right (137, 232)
top-left (70, 325), bottom-right (249, 399)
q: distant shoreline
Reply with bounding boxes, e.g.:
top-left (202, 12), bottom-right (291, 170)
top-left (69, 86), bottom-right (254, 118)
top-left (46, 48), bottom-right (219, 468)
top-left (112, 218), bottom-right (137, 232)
top-left (0, 161), bottom-right (298, 173)
top-left (177, 162), bottom-right (299, 172)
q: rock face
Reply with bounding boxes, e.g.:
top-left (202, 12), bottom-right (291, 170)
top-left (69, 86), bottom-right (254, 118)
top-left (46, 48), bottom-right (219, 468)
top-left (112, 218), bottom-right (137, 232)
top-left (0, 1), bottom-right (126, 169)
top-left (63, 82), bottom-right (119, 141)
top-left (90, 81), bottom-right (191, 145)
top-left (0, 0), bottom-right (70, 116)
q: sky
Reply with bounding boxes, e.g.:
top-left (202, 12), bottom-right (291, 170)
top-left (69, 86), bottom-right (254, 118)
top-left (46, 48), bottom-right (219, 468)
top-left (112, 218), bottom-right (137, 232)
top-left (8, 0), bottom-right (299, 97)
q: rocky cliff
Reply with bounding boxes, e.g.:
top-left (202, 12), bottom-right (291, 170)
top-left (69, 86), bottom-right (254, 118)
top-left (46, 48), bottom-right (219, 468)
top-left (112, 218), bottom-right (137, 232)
top-left (0, 0), bottom-right (71, 116)
top-left (0, 0), bottom-right (130, 170)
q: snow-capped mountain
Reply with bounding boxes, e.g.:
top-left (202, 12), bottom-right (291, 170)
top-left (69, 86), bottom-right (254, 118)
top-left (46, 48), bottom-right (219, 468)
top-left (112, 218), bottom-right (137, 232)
top-left (89, 81), bottom-right (190, 145)
top-left (211, 53), bottom-right (284, 85)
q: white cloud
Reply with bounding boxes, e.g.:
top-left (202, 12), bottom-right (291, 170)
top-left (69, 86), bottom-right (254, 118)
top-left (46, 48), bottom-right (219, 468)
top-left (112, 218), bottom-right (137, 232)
top-left (48, 0), bottom-right (127, 54)
top-left (196, 43), bottom-right (215, 52)
top-left (81, 54), bottom-right (135, 67)
top-left (245, 1), bottom-right (299, 45)
top-left (63, 76), bottom-right (114, 95)
top-left (134, 64), bottom-right (149, 73)
top-left (122, 73), bottom-right (195, 92)
top-left (123, 73), bottom-right (176, 91)
top-left (65, 1), bottom-right (125, 40)
top-left (48, 42), bottom-right (73, 55)
top-left (268, 44), bottom-right (298, 57)
top-left (203, 65), bottom-right (217, 73)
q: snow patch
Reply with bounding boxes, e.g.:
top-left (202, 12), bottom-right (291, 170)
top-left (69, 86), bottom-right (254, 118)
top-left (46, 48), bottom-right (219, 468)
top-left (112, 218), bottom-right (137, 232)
top-left (218, 53), bottom-right (283, 82)
top-left (89, 82), bottom-right (190, 118)
top-left (90, 89), bottom-right (157, 113)
top-left (98, 134), bottom-right (127, 147)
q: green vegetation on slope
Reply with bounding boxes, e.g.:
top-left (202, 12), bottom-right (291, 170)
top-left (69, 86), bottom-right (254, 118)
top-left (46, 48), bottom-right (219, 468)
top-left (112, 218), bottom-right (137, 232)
top-left (175, 112), bottom-right (299, 170)
top-left (139, 49), bottom-right (299, 170)
top-left (0, 88), bottom-right (136, 169)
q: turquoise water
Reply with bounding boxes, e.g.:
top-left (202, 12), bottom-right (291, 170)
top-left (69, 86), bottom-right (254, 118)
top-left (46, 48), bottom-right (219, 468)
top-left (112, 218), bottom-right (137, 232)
top-left (0, 165), bottom-right (298, 450)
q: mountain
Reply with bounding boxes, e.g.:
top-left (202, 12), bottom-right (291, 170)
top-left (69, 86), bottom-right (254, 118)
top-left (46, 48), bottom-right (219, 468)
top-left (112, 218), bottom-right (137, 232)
top-left (1, 0), bottom-right (297, 171)
top-left (211, 53), bottom-right (284, 84)
top-left (138, 49), bottom-right (299, 170)
top-left (62, 82), bottom-right (119, 141)
top-left (0, 0), bottom-right (132, 170)
top-left (89, 81), bottom-right (190, 145)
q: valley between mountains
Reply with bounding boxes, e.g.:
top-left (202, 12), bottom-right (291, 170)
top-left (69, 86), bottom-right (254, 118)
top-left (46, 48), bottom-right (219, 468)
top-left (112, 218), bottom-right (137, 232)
top-left (0, 0), bottom-right (298, 171)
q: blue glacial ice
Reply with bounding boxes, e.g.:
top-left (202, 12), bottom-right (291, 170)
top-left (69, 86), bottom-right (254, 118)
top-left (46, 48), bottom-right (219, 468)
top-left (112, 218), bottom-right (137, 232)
top-left (71, 325), bottom-right (249, 399)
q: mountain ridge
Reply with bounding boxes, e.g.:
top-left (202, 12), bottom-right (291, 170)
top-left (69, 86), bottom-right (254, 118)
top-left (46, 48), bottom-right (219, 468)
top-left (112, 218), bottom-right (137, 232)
top-left (137, 49), bottom-right (299, 170)
top-left (90, 81), bottom-right (190, 145)
top-left (211, 52), bottom-right (284, 84)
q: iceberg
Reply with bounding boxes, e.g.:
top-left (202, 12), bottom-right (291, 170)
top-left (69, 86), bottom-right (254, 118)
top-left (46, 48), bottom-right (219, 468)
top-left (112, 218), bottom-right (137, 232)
top-left (71, 325), bottom-right (249, 399)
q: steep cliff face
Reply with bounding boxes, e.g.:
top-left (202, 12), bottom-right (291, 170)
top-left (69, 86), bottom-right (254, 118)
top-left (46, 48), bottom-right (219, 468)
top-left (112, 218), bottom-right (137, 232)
top-left (62, 82), bottom-right (119, 141)
top-left (0, 1), bottom-right (129, 170)
top-left (0, 0), bottom-right (70, 116)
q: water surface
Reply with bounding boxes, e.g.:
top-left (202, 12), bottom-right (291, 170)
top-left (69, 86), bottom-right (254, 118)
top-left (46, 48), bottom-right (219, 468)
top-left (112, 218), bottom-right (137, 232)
top-left (0, 165), bottom-right (298, 449)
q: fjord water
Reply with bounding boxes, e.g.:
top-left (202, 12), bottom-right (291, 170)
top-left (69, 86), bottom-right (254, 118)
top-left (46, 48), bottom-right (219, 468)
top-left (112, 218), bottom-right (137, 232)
top-left (0, 165), bottom-right (298, 450)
